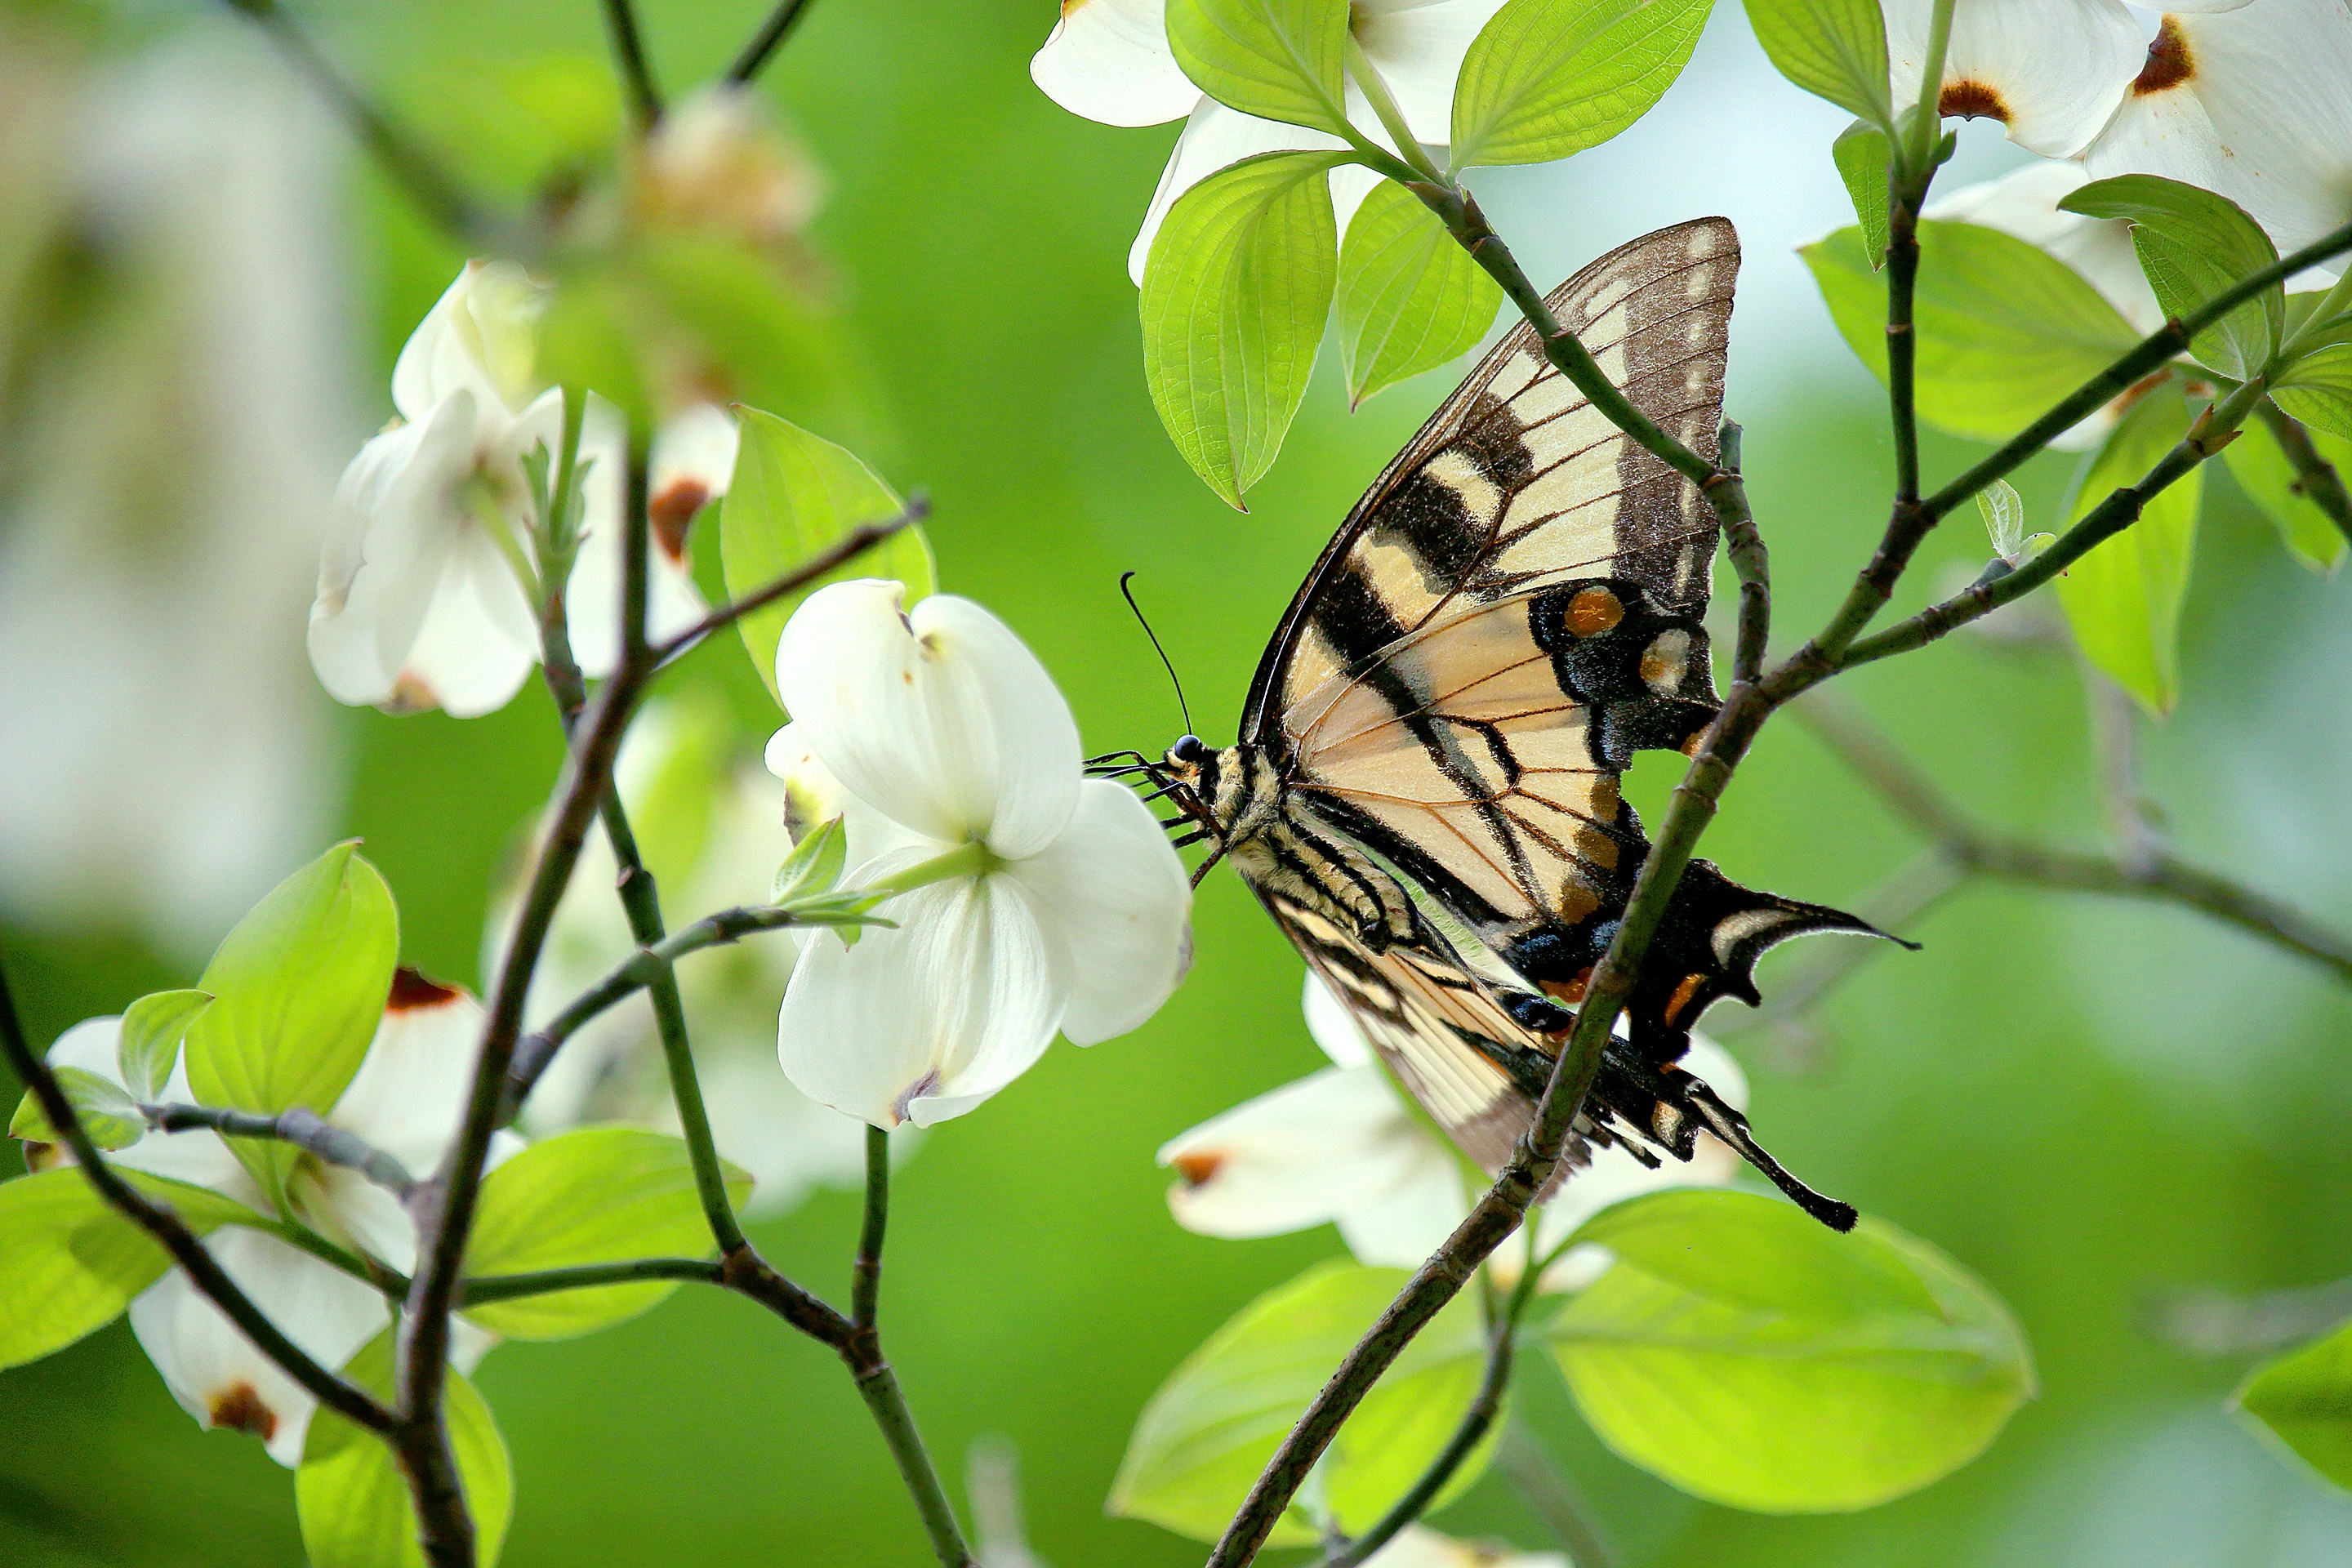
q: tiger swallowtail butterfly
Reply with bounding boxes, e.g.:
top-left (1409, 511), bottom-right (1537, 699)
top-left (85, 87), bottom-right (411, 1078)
top-left (1099, 218), bottom-right (1882, 1230)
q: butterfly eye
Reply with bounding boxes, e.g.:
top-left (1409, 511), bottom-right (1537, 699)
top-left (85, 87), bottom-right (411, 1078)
top-left (1169, 735), bottom-right (1207, 767)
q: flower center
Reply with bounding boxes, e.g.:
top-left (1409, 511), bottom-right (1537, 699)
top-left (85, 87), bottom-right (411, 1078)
top-left (2132, 18), bottom-right (2195, 96)
top-left (207, 1381), bottom-right (279, 1441)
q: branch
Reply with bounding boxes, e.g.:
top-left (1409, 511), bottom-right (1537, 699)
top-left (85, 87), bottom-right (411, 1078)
top-left (652, 499), bottom-right (929, 664)
top-left (458, 1257), bottom-right (718, 1307)
top-left (727, 0), bottom-right (822, 85)
top-left (2256, 396), bottom-right (2352, 547)
top-left (144, 1104), bottom-right (415, 1198)
top-left (853, 1123), bottom-right (888, 1333)
top-left (0, 955), bottom-right (399, 1437)
top-left (1791, 691), bottom-right (2352, 986)
top-left (1713, 421), bottom-right (1770, 684)
top-left (499, 904), bottom-right (809, 1120)
top-left (214, 0), bottom-right (504, 252)
top-left (599, 0), bottom-right (663, 130)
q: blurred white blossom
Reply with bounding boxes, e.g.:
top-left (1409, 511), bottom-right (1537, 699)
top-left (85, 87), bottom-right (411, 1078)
top-left (1031, 0), bottom-right (1506, 282)
top-left (307, 262), bottom-right (710, 716)
top-left (0, 39), bottom-right (348, 956)
top-left (20, 976), bottom-right (505, 1465)
top-left (498, 697), bottom-right (873, 1218)
top-left (768, 581), bottom-right (1192, 1128)
top-left (1361, 1528), bottom-right (1568, 1568)
top-left (1160, 973), bottom-right (1743, 1289)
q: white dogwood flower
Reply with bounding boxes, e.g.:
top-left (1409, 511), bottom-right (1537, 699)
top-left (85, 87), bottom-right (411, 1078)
top-left (306, 261), bottom-right (707, 717)
top-left (2085, 0), bottom-right (2352, 256)
top-left (1886, 0), bottom-right (2148, 159)
top-left (1363, 1528), bottom-right (1567, 1568)
top-left (1031, 0), bottom-right (1506, 281)
top-left (501, 697), bottom-right (877, 1217)
top-left (1160, 974), bottom-right (1741, 1285)
top-left (768, 581), bottom-right (1192, 1128)
top-left (20, 974), bottom-right (504, 1464)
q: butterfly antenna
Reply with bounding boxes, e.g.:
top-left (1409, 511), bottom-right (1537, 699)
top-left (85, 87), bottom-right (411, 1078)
top-left (1120, 571), bottom-right (1196, 739)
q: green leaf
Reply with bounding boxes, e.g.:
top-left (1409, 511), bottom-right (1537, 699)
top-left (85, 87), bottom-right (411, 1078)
top-left (1143, 150), bottom-right (1349, 510)
top-left (11, 1067), bottom-right (142, 1151)
top-left (460, 1128), bottom-right (749, 1339)
top-left (1832, 119), bottom-right (1891, 265)
top-left (2222, 412), bottom-right (2350, 572)
top-left (1165, 0), bottom-right (1352, 136)
top-left (2234, 1317), bottom-right (2352, 1491)
top-left (1110, 1259), bottom-right (1498, 1545)
top-left (1975, 477), bottom-right (2026, 561)
top-left (2056, 381), bottom-right (2201, 715)
top-left (300, 1330), bottom-right (512, 1568)
top-left (1334, 180), bottom-right (1501, 408)
top-left (0, 1168), bottom-right (265, 1371)
top-left (185, 844), bottom-right (399, 1209)
top-left (2274, 341), bottom-right (2352, 441)
top-left (1802, 220), bottom-right (2143, 443)
top-left (2062, 174), bottom-right (2282, 381)
top-left (1450, 0), bottom-right (1714, 169)
top-left (719, 406), bottom-right (935, 707)
top-left (1740, 0), bottom-right (1892, 132)
top-left (772, 814), bottom-right (849, 904)
top-left (1550, 1188), bottom-right (2034, 1512)
top-left (117, 989), bottom-right (212, 1103)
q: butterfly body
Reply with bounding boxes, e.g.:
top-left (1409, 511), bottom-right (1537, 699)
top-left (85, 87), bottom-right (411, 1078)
top-left (1123, 219), bottom-right (1882, 1231)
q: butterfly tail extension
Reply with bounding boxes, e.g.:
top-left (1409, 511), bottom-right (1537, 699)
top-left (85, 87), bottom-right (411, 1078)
top-left (1682, 1076), bottom-right (1858, 1232)
top-left (1590, 1046), bottom-right (1858, 1232)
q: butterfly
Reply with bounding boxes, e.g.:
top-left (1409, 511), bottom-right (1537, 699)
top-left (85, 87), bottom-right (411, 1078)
top-left (1096, 217), bottom-right (1886, 1230)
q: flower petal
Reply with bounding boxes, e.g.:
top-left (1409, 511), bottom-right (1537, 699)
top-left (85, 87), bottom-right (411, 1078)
top-left (127, 1227), bottom-right (388, 1466)
top-left (2085, 0), bottom-right (2352, 254)
top-left (36, 1018), bottom-right (249, 1191)
top-left (307, 394), bottom-right (483, 710)
top-left (692, 1049), bottom-right (873, 1218)
top-left (394, 514), bottom-right (541, 717)
top-left (1355, 0), bottom-right (1510, 145)
top-left (1127, 99), bottom-right (1349, 283)
top-left (763, 720), bottom-right (938, 869)
top-left (1159, 1064), bottom-right (1459, 1246)
top-left (776, 583), bottom-right (1082, 858)
top-left (778, 871), bottom-right (1064, 1127)
top-left (1886, 0), bottom-right (2143, 158)
top-left (1361, 1526), bottom-right (1568, 1568)
top-left (648, 403), bottom-right (738, 572)
top-left (1007, 779), bottom-right (1192, 1045)
top-left (1302, 971), bottom-right (1375, 1069)
top-left (390, 261), bottom-right (544, 424)
top-left (1033, 0), bottom-right (1200, 128)
top-left (332, 975), bottom-right (488, 1177)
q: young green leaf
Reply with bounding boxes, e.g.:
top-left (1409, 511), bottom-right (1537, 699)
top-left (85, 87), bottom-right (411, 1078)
top-left (1741, 0), bottom-right (1893, 134)
top-left (300, 1330), bottom-right (512, 1568)
top-left (1450, 0), bottom-right (1714, 170)
top-left (1165, 0), bottom-right (1352, 136)
top-left (2274, 341), bottom-right (2352, 441)
top-left (1143, 150), bottom-right (1350, 510)
top-left (719, 406), bottom-right (936, 707)
top-left (2221, 412), bottom-right (2351, 571)
top-left (1831, 118), bottom-right (1891, 265)
top-left (11, 1067), bottom-right (142, 1152)
top-left (1335, 180), bottom-right (1502, 408)
top-left (459, 1127), bottom-right (750, 1339)
top-left (1550, 1188), bottom-right (2034, 1512)
top-left (2234, 1317), bottom-right (2352, 1491)
top-left (2056, 383), bottom-right (2201, 715)
top-left (2061, 174), bottom-right (2283, 382)
top-left (0, 1168), bottom-right (263, 1371)
top-left (772, 814), bottom-right (849, 905)
top-left (116, 988), bottom-right (212, 1103)
top-left (1975, 478), bottom-right (2027, 561)
top-left (1802, 220), bottom-right (2144, 443)
top-left (184, 843), bottom-right (399, 1208)
top-left (1110, 1259), bottom-right (1496, 1545)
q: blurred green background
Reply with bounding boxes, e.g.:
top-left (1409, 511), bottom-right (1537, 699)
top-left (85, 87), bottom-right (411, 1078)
top-left (7, 2), bottom-right (2352, 1565)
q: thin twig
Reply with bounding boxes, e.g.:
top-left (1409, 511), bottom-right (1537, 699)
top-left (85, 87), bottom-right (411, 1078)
top-left (0, 955), bottom-right (399, 1437)
top-left (144, 1103), bottom-right (415, 1198)
top-left (2255, 396), bottom-right (2352, 547)
top-left (599, 0), bottom-right (663, 129)
top-left (458, 1257), bottom-right (719, 1307)
top-left (1790, 691), bottom-right (2352, 986)
top-left (853, 1123), bottom-right (888, 1332)
top-left (652, 500), bottom-right (929, 664)
top-left (214, 0), bottom-right (503, 251)
top-left (727, 0), bottom-right (822, 85)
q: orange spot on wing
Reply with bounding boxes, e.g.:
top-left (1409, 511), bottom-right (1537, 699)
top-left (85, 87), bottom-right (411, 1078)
top-left (1542, 968), bottom-right (1595, 1005)
top-left (1566, 587), bottom-right (1623, 637)
top-left (1663, 972), bottom-right (1707, 1027)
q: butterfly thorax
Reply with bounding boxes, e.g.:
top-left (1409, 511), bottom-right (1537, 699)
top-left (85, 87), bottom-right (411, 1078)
top-left (1162, 736), bottom-right (1414, 948)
